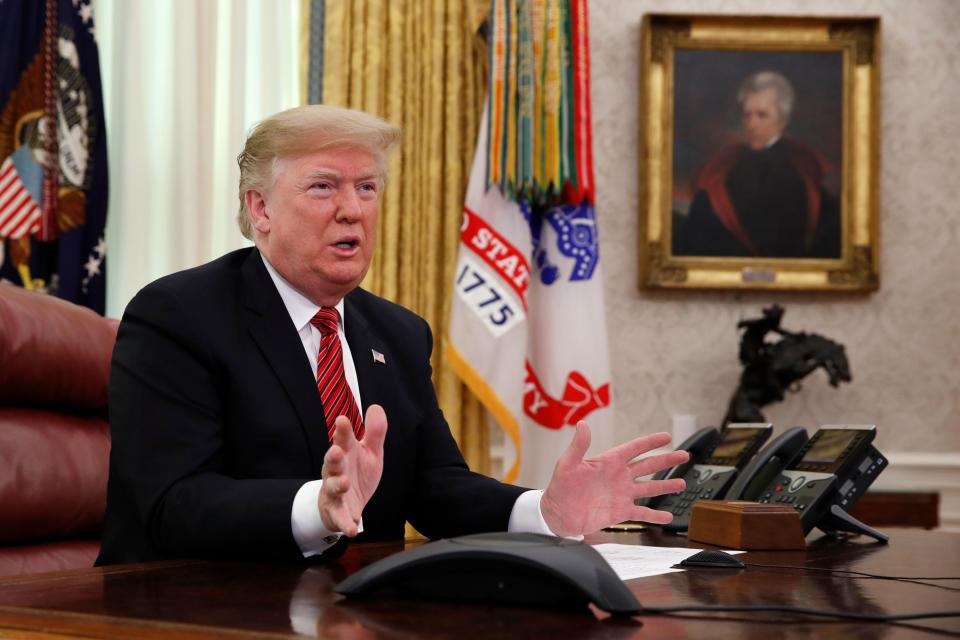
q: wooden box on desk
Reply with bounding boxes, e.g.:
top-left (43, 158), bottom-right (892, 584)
top-left (688, 501), bottom-right (806, 550)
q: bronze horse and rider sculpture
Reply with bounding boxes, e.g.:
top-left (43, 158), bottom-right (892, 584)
top-left (724, 304), bottom-right (851, 425)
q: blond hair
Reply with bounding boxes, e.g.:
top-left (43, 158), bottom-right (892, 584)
top-left (236, 105), bottom-right (401, 239)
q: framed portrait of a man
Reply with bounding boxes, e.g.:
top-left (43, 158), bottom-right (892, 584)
top-left (639, 15), bottom-right (880, 291)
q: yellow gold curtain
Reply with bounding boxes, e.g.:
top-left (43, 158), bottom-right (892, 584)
top-left (304, 0), bottom-right (493, 474)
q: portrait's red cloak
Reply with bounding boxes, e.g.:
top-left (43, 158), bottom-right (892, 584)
top-left (694, 137), bottom-right (830, 256)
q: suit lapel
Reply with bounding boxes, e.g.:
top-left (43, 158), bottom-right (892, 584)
top-left (241, 250), bottom-right (328, 474)
top-left (344, 291), bottom-right (395, 417)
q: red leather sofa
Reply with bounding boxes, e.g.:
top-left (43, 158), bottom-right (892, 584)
top-left (0, 282), bottom-right (117, 576)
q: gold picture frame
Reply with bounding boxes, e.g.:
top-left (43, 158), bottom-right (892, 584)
top-left (639, 15), bottom-right (880, 290)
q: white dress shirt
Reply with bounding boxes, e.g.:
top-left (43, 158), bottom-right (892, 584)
top-left (260, 255), bottom-right (554, 557)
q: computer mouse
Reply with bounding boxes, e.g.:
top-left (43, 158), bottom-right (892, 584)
top-left (677, 550), bottom-right (745, 569)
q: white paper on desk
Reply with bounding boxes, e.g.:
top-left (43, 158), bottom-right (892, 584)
top-left (591, 544), bottom-right (744, 581)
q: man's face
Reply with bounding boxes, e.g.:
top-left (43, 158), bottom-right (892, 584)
top-left (249, 146), bottom-right (380, 306)
top-left (741, 88), bottom-right (786, 150)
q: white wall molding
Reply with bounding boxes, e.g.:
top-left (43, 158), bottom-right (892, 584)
top-left (872, 452), bottom-right (960, 531)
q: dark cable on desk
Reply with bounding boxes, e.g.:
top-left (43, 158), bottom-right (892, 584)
top-left (744, 562), bottom-right (960, 581)
top-left (743, 562), bottom-right (960, 591)
top-left (638, 604), bottom-right (960, 622)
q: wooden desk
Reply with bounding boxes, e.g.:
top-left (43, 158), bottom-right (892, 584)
top-left (0, 528), bottom-right (957, 639)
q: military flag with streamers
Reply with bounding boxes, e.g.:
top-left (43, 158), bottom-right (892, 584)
top-left (447, 0), bottom-right (612, 487)
top-left (0, 0), bottom-right (109, 313)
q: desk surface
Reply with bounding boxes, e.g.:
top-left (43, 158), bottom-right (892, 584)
top-left (0, 528), bottom-right (957, 639)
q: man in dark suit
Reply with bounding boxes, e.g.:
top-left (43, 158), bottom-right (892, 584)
top-left (96, 106), bottom-right (687, 565)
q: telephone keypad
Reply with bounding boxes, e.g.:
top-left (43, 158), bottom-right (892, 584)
top-left (663, 465), bottom-right (736, 529)
top-left (757, 471), bottom-right (837, 531)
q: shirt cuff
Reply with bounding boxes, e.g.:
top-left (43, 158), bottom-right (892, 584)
top-left (291, 480), bottom-right (364, 557)
top-left (508, 490), bottom-right (584, 541)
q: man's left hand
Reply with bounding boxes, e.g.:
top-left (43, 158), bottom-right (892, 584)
top-left (317, 404), bottom-right (388, 537)
top-left (540, 423), bottom-right (689, 537)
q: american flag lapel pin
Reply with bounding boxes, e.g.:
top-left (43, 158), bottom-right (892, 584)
top-left (372, 349), bottom-right (386, 364)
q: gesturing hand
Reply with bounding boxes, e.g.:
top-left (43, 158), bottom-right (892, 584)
top-left (540, 422), bottom-right (689, 538)
top-left (318, 404), bottom-right (388, 537)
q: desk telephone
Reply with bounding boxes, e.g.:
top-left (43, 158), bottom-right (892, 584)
top-left (647, 423), bottom-right (888, 542)
top-left (649, 423), bottom-right (774, 532)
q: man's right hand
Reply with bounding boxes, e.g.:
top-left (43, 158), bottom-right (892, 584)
top-left (318, 404), bottom-right (387, 537)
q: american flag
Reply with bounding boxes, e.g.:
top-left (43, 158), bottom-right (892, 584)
top-left (0, 157), bottom-right (42, 239)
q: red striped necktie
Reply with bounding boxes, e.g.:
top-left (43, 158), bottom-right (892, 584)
top-left (310, 307), bottom-right (364, 442)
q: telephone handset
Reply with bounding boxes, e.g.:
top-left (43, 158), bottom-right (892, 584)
top-left (725, 426), bottom-right (810, 501)
top-left (649, 426), bottom-right (721, 483)
top-left (649, 423), bottom-right (774, 532)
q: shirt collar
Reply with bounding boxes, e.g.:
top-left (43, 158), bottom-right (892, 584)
top-left (260, 253), bottom-right (345, 333)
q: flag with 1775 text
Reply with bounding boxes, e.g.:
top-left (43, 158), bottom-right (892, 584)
top-left (447, 0), bottom-right (613, 488)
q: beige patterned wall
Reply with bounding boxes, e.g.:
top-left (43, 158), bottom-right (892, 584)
top-left (589, 0), bottom-right (960, 468)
